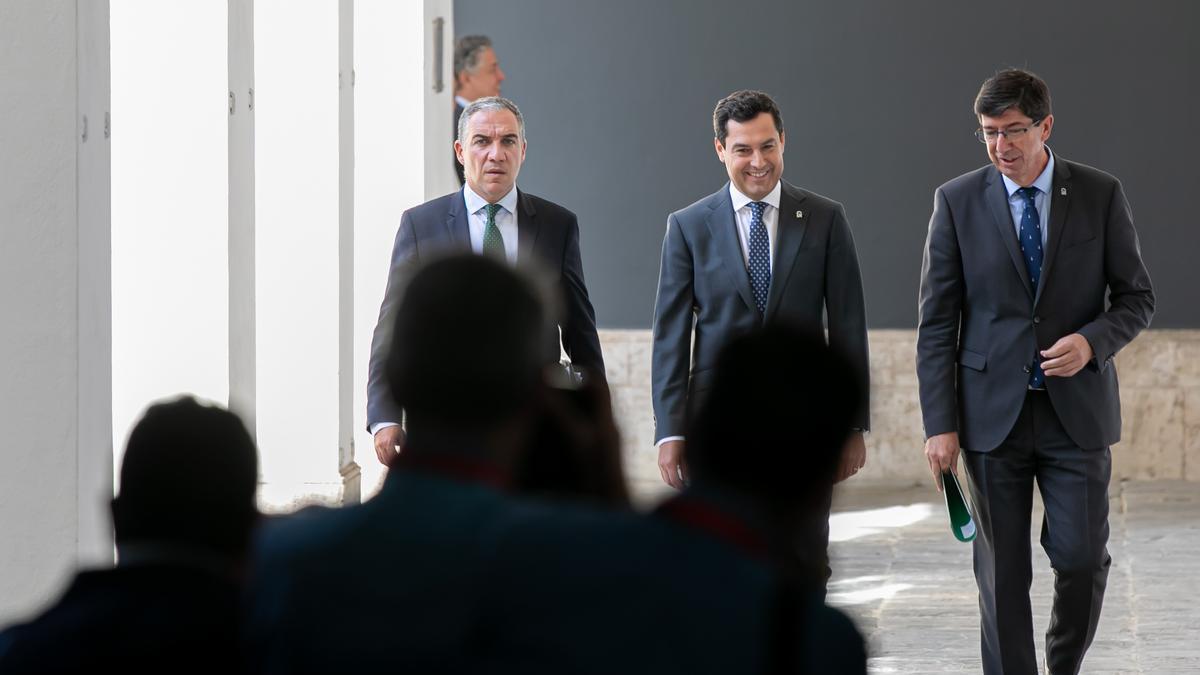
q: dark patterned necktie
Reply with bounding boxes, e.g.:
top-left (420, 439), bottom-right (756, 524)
top-left (1017, 186), bottom-right (1045, 388)
top-left (482, 203), bottom-right (505, 259)
top-left (748, 201), bottom-right (770, 314)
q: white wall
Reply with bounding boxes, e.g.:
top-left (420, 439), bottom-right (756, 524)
top-left (0, 0), bottom-right (112, 622)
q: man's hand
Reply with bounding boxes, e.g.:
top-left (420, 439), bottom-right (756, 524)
top-left (373, 426), bottom-right (405, 466)
top-left (835, 432), bottom-right (867, 483)
top-left (657, 440), bottom-right (687, 490)
top-left (1041, 333), bottom-right (1094, 378)
top-left (924, 431), bottom-right (960, 492)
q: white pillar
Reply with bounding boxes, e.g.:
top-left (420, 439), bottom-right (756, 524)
top-left (338, 0), bottom-right (361, 504)
top-left (253, 0), bottom-right (342, 509)
top-left (0, 0), bottom-right (112, 622)
top-left (229, 0), bottom-right (257, 439)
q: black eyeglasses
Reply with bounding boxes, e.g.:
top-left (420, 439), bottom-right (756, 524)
top-left (975, 119), bottom-right (1043, 144)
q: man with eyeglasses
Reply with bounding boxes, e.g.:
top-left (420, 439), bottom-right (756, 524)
top-left (917, 69), bottom-right (1154, 675)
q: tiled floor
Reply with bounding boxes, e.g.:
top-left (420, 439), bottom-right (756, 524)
top-left (822, 480), bottom-right (1200, 674)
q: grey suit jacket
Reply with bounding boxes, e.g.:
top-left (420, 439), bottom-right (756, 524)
top-left (366, 188), bottom-right (605, 430)
top-left (916, 155), bottom-right (1154, 452)
top-left (651, 181), bottom-right (870, 442)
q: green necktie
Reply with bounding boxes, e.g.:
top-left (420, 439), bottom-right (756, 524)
top-left (482, 203), bottom-right (505, 259)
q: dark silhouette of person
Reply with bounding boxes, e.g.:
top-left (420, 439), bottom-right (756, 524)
top-left (474, 325), bottom-right (865, 674)
top-left (682, 324), bottom-right (868, 673)
top-left (244, 254), bottom-right (556, 674)
top-left (0, 396), bottom-right (260, 674)
top-left (511, 365), bottom-right (630, 508)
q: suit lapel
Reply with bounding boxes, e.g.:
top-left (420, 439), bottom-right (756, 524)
top-left (764, 183), bottom-right (809, 320)
top-left (446, 188), bottom-right (472, 249)
top-left (984, 168), bottom-right (1034, 300)
top-left (1034, 157), bottom-right (1072, 306)
top-left (705, 186), bottom-right (758, 315)
top-left (515, 189), bottom-right (540, 263)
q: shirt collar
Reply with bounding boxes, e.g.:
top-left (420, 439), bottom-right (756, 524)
top-left (463, 183), bottom-right (519, 217)
top-left (1002, 148), bottom-right (1056, 198)
top-left (729, 180), bottom-right (782, 213)
top-left (454, 95), bottom-right (472, 109)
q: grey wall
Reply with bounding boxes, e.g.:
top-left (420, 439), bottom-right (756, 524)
top-left (456, 0), bottom-right (1199, 328)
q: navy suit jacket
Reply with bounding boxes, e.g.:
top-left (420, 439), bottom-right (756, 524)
top-left (366, 188), bottom-right (605, 430)
top-left (477, 493), bottom-right (866, 674)
top-left (651, 181), bottom-right (870, 442)
top-left (244, 469), bottom-right (522, 674)
top-left (917, 155), bottom-right (1154, 452)
top-left (0, 565), bottom-right (242, 673)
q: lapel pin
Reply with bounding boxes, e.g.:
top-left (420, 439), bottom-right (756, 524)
top-left (795, 210), bottom-right (803, 219)
top-left (1060, 187), bottom-right (1067, 196)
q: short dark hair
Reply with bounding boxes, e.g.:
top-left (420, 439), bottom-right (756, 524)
top-left (386, 254), bottom-right (548, 430)
top-left (454, 35), bottom-right (493, 81)
top-left (113, 396), bottom-right (259, 557)
top-left (974, 68), bottom-right (1052, 122)
top-left (686, 324), bottom-right (859, 504)
top-left (713, 90), bottom-right (785, 145)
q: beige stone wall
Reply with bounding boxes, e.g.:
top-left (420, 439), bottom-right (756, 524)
top-left (600, 329), bottom-right (1200, 488)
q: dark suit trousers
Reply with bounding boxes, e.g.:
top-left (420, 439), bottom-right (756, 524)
top-left (963, 391), bottom-right (1111, 675)
top-left (790, 488), bottom-right (833, 601)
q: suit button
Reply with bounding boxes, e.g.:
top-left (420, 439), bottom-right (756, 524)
top-left (1033, 316), bottom-right (1042, 324)
top-left (1023, 365), bottom-right (1032, 373)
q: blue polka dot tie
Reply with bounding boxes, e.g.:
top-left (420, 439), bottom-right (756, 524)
top-left (748, 201), bottom-right (771, 315)
top-left (1017, 187), bottom-right (1045, 388)
top-left (482, 203), bottom-right (505, 259)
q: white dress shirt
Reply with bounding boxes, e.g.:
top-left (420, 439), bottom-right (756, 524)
top-left (463, 184), bottom-right (519, 264)
top-left (1000, 148), bottom-right (1055, 247)
top-left (730, 181), bottom-right (782, 271)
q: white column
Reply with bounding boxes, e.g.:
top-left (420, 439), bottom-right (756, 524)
top-left (338, 0), bottom-right (361, 504)
top-left (110, 1), bottom-right (230, 481)
top-left (75, 0), bottom-right (114, 569)
top-left (254, 0), bottom-right (342, 509)
top-left (0, 0), bottom-right (112, 621)
top-left (229, 0), bottom-right (257, 438)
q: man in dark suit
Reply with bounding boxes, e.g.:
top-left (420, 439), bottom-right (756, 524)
top-left (247, 255), bottom-right (555, 674)
top-left (651, 90), bottom-right (870, 586)
top-left (0, 397), bottom-right (259, 673)
top-left (452, 35), bottom-right (504, 185)
top-left (368, 96), bottom-right (604, 465)
top-left (917, 69), bottom-right (1154, 675)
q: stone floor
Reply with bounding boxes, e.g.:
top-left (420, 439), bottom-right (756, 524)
top-left (822, 480), bottom-right (1200, 674)
top-left (629, 478), bottom-right (1199, 673)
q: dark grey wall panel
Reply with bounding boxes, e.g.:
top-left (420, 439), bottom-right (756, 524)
top-left (456, 0), bottom-right (1198, 328)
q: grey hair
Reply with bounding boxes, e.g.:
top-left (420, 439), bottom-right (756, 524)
top-left (457, 96), bottom-right (526, 144)
top-left (454, 35), bottom-right (493, 81)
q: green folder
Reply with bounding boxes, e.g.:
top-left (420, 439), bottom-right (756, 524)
top-left (942, 470), bottom-right (977, 543)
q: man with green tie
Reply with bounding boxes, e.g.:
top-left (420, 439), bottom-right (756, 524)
top-left (367, 97), bottom-right (605, 464)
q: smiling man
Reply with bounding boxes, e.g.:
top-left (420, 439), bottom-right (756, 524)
top-left (917, 69), bottom-right (1154, 675)
top-left (650, 89), bottom-right (870, 594)
top-left (367, 97), bottom-right (604, 465)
